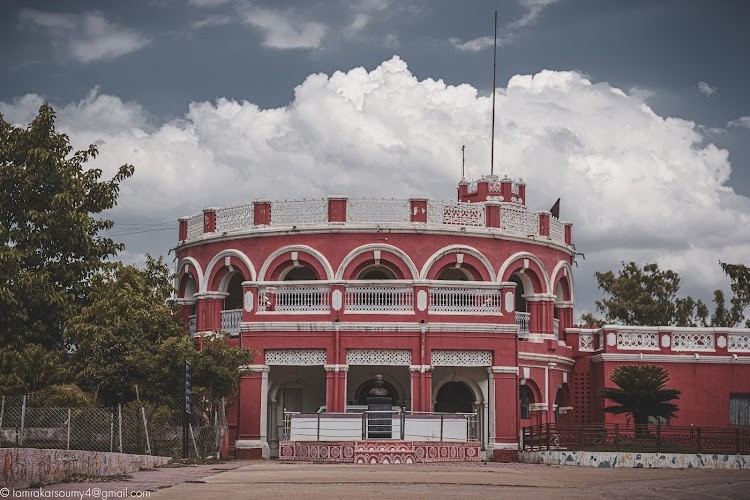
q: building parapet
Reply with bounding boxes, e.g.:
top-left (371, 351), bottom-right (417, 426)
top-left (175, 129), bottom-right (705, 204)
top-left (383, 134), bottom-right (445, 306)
top-left (177, 197), bottom-right (573, 248)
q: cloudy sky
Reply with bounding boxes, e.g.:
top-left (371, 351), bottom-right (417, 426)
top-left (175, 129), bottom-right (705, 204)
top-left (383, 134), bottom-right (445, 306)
top-left (1, 0), bottom-right (749, 320)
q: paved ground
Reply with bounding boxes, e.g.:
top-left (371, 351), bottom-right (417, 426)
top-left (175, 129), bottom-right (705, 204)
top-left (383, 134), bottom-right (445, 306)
top-left (26, 460), bottom-right (750, 499)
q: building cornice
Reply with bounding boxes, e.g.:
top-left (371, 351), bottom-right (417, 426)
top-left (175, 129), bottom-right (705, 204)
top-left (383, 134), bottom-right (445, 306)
top-left (518, 353), bottom-right (575, 367)
top-left (590, 353), bottom-right (750, 364)
top-left (239, 321), bottom-right (519, 334)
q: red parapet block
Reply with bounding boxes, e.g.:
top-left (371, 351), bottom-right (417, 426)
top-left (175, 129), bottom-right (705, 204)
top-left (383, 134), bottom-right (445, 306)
top-left (203, 208), bottom-right (217, 233)
top-left (178, 216), bottom-right (188, 241)
top-left (410, 197), bottom-right (428, 223)
top-left (538, 212), bottom-right (550, 237)
top-left (328, 196), bottom-right (347, 223)
top-left (253, 200), bottom-right (271, 226)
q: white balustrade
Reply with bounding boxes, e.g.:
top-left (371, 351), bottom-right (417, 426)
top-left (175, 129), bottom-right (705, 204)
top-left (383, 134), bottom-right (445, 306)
top-left (427, 201), bottom-right (485, 227)
top-left (672, 333), bottom-right (715, 351)
top-left (549, 217), bottom-right (565, 244)
top-left (215, 203), bottom-right (253, 233)
top-left (516, 311), bottom-right (530, 338)
top-left (579, 332), bottom-right (594, 351)
top-left (617, 331), bottom-right (659, 350)
top-left (428, 287), bottom-right (501, 314)
top-left (221, 308), bottom-right (242, 334)
top-left (257, 285), bottom-right (330, 312)
top-left (344, 285), bottom-right (414, 312)
top-left (186, 214), bottom-right (203, 240)
top-left (553, 318), bottom-right (560, 339)
top-left (729, 334), bottom-right (750, 352)
top-left (270, 199), bottom-right (328, 226)
top-left (501, 205), bottom-right (538, 237)
top-left (347, 199), bottom-right (410, 224)
top-left (188, 314), bottom-right (197, 336)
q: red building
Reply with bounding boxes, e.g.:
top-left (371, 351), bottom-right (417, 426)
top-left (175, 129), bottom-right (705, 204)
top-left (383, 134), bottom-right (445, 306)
top-left (174, 175), bottom-right (750, 461)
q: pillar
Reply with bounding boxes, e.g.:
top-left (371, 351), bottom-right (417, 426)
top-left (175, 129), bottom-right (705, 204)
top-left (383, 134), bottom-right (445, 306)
top-left (325, 364), bottom-right (348, 413)
top-left (488, 366), bottom-right (519, 461)
top-left (178, 216), bottom-right (189, 241)
top-left (203, 207), bottom-right (217, 234)
top-left (564, 222), bottom-right (573, 245)
top-left (538, 211), bottom-right (550, 238)
top-left (253, 200), bottom-right (271, 226)
top-left (194, 292), bottom-right (226, 332)
top-left (235, 364), bottom-right (270, 459)
top-left (484, 200), bottom-right (501, 228)
top-left (327, 196), bottom-right (347, 223)
top-left (409, 197), bottom-right (428, 223)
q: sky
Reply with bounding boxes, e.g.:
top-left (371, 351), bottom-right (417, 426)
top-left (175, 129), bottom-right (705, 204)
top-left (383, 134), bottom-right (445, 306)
top-left (1, 0), bottom-right (749, 320)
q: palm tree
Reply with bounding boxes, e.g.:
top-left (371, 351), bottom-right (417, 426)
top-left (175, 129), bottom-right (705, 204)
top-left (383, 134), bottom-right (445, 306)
top-left (599, 365), bottom-right (680, 436)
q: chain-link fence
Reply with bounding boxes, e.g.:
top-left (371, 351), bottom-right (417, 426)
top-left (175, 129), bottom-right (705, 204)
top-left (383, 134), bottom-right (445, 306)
top-left (0, 395), bottom-right (226, 459)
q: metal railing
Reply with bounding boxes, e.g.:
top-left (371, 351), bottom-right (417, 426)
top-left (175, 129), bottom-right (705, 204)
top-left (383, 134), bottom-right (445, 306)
top-left (522, 423), bottom-right (750, 455)
top-left (282, 410), bottom-right (479, 442)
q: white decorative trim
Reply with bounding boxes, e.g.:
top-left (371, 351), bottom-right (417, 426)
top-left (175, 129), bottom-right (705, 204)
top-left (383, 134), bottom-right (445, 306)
top-left (177, 257), bottom-right (204, 295)
top-left (672, 333), bottom-right (715, 351)
top-left (497, 251), bottom-right (551, 294)
top-left (729, 334), bottom-right (750, 352)
top-left (331, 289), bottom-right (343, 311)
top-left (324, 364), bottom-right (349, 372)
top-left (257, 244), bottom-right (334, 281)
top-left (419, 245), bottom-right (496, 281)
top-left (517, 353), bottom-right (575, 367)
top-left (335, 243), bottom-right (419, 280)
top-left (488, 366), bottom-right (520, 374)
top-left (409, 364), bottom-right (432, 372)
top-left (616, 331), bottom-right (659, 350)
top-left (346, 349), bottom-right (412, 365)
top-left (590, 353), bottom-right (750, 364)
top-left (239, 321), bottom-right (519, 333)
top-left (431, 350), bottom-right (492, 366)
top-left (265, 350), bottom-right (327, 366)
top-left (549, 260), bottom-right (575, 304)
top-left (416, 289), bottom-right (428, 311)
top-left (201, 248), bottom-right (256, 292)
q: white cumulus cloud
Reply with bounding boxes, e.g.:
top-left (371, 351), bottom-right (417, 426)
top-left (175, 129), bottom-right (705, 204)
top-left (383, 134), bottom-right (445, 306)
top-left (19, 9), bottom-right (150, 63)
top-left (3, 57), bottom-right (748, 315)
top-left (239, 5), bottom-right (327, 49)
top-left (728, 116), bottom-right (750, 129)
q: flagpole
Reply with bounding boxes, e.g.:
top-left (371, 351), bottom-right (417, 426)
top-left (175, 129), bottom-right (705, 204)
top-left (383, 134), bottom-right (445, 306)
top-left (490, 10), bottom-right (497, 176)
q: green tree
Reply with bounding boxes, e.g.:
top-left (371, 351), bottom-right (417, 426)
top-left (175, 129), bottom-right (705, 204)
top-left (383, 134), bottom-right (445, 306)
top-left (67, 257), bottom-right (190, 406)
top-left (598, 365), bottom-right (680, 436)
top-left (0, 104), bottom-right (133, 351)
top-left (714, 262), bottom-right (750, 328)
top-left (582, 262), bottom-right (708, 327)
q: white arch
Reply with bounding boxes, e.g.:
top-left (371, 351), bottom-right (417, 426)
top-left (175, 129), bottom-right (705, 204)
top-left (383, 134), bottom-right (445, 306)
top-left (497, 251), bottom-right (552, 294)
top-left (257, 244), bottom-right (334, 281)
top-left (201, 248), bottom-right (257, 292)
top-left (419, 244), bottom-right (496, 281)
top-left (176, 257), bottom-right (204, 295)
top-left (549, 260), bottom-right (576, 304)
top-left (335, 243), bottom-right (419, 280)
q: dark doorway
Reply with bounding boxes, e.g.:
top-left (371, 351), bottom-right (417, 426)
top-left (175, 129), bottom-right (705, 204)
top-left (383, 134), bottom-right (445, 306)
top-left (435, 382), bottom-right (474, 413)
top-left (354, 379), bottom-right (399, 406)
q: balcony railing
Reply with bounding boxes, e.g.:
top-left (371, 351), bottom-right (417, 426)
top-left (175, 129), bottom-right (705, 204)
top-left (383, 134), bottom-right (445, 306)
top-left (257, 285), bottom-right (330, 312)
top-left (428, 287), bottom-right (502, 314)
top-left (221, 309), bottom-right (242, 334)
top-left (188, 314), bottom-right (197, 336)
top-left (344, 285), bottom-right (414, 312)
top-left (516, 312), bottom-right (530, 338)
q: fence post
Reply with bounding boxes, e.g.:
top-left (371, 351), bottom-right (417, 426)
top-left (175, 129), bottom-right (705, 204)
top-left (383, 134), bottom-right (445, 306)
top-left (189, 423), bottom-right (200, 458)
top-left (400, 412), bottom-right (405, 440)
top-left (696, 427), bottom-right (701, 454)
top-left (66, 408), bottom-right (71, 450)
top-left (316, 413), bottom-right (321, 441)
top-left (656, 422), bottom-right (661, 453)
top-left (528, 426), bottom-right (533, 451)
top-left (0, 395), bottom-right (5, 432)
top-left (736, 428), bottom-right (740, 455)
top-left (440, 414), bottom-right (444, 442)
top-left (615, 424), bottom-right (619, 452)
top-left (118, 404), bottom-right (123, 453)
top-left (546, 422), bottom-right (550, 451)
top-left (141, 407), bottom-right (152, 455)
top-left (20, 395), bottom-right (26, 447)
top-left (110, 412), bottom-right (114, 452)
top-left (361, 412), bottom-right (367, 439)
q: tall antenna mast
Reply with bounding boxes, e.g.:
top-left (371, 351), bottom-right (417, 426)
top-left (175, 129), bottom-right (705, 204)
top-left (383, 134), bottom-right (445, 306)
top-left (490, 10), bottom-right (497, 176)
top-left (461, 145), bottom-right (466, 180)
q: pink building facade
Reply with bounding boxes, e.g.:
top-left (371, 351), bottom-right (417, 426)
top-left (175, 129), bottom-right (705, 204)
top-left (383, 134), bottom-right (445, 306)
top-left (174, 175), bottom-right (750, 461)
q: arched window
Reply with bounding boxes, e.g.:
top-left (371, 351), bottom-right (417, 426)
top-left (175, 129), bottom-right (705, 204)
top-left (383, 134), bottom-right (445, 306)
top-left (509, 274), bottom-right (527, 312)
top-left (223, 273), bottom-right (244, 310)
top-left (520, 385), bottom-right (534, 420)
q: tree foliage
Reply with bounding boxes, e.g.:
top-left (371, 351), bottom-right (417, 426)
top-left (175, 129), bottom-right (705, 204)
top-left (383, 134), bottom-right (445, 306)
top-left (0, 104), bottom-right (134, 349)
top-left (582, 262), bottom-right (708, 327)
top-left (599, 365), bottom-right (680, 434)
top-left (716, 262), bottom-right (750, 328)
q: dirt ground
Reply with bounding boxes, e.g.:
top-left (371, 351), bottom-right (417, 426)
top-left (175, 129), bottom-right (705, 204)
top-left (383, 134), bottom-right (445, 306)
top-left (27, 460), bottom-right (750, 499)
top-left (153, 461), bottom-right (749, 500)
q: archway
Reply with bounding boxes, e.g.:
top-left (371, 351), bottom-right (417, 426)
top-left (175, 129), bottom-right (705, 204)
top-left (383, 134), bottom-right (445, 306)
top-left (519, 385), bottom-right (534, 420)
top-left (282, 266), bottom-right (318, 281)
top-left (434, 381), bottom-right (475, 413)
